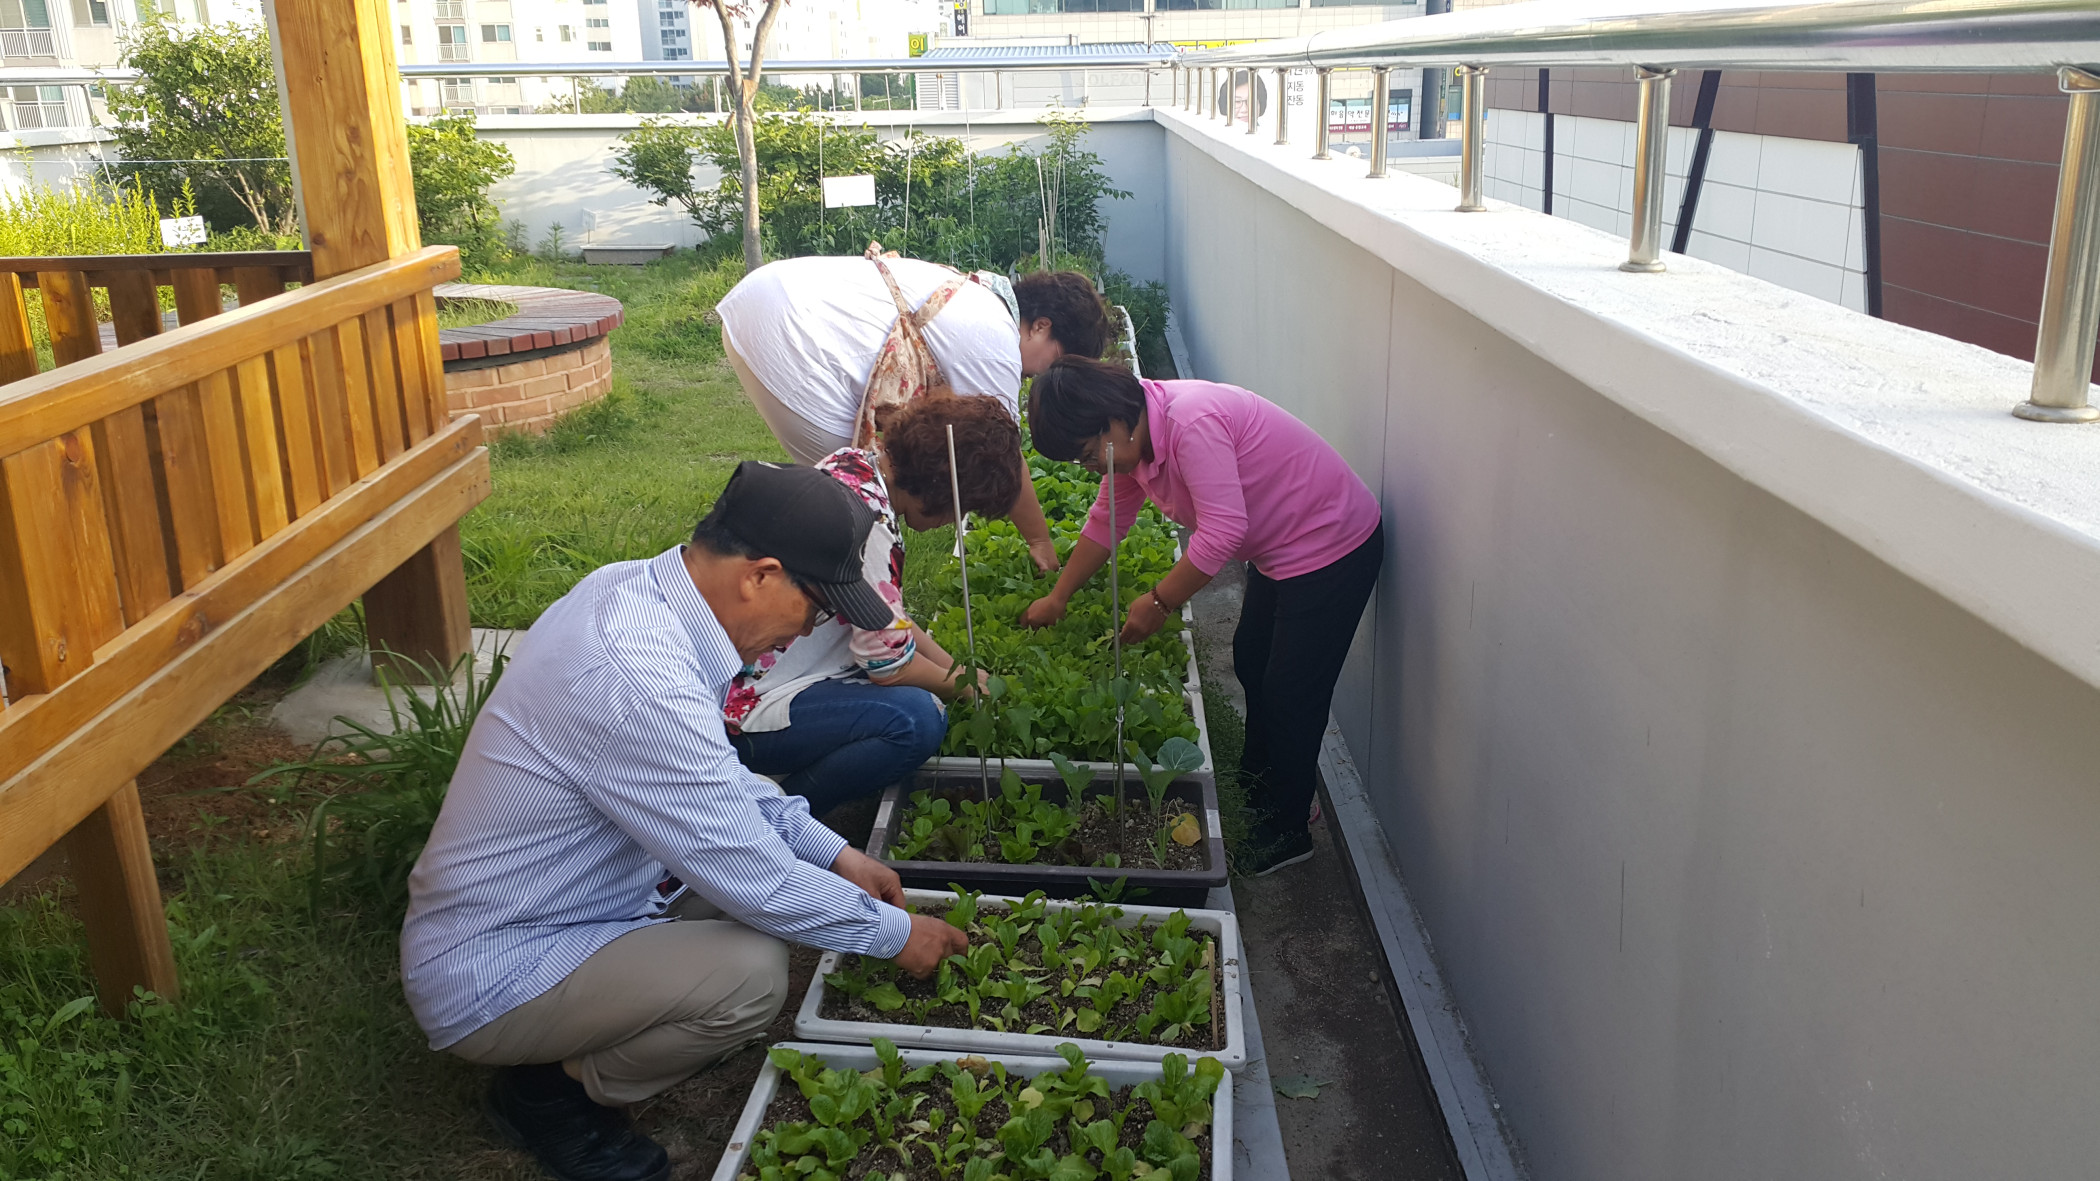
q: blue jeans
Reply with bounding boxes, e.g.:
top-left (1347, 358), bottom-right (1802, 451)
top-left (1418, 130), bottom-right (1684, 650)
top-left (728, 678), bottom-right (946, 817)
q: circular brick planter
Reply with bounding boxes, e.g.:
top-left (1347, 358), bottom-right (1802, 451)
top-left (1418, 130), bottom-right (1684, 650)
top-left (437, 283), bottom-right (625, 435)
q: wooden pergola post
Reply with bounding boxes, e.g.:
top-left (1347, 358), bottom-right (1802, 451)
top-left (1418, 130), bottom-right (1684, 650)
top-left (268, 0), bottom-right (471, 684)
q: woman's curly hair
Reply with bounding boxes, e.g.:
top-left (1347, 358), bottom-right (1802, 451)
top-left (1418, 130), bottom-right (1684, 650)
top-left (883, 395), bottom-right (1023, 520)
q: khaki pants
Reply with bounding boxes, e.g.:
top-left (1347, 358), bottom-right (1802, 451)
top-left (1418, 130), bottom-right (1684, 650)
top-left (447, 894), bottom-right (789, 1105)
top-left (721, 325), bottom-right (851, 466)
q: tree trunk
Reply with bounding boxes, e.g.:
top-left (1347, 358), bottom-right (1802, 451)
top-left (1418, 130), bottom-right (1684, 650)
top-left (736, 92), bottom-right (762, 271)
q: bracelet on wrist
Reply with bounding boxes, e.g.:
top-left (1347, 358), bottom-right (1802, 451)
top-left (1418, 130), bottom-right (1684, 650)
top-left (1151, 590), bottom-right (1177, 616)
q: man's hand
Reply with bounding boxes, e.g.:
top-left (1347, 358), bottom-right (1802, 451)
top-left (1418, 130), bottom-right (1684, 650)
top-left (831, 846), bottom-right (904, 906)
top-left (894, 913), bottom-right (968, 978)
top-left (1027, 536), bottom-right (1062, 574)
top-left (1019, 595), bottom-right (1067, 629)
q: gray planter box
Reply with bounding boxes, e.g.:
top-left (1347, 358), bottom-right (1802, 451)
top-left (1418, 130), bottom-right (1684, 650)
top-left (794, 887), bottom-right (1247, 1071)
top-left (710, 1041), bottom-right (1235, 1181)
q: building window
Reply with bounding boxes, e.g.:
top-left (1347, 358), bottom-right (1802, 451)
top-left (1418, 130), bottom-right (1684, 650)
top-left (662, 28), bottom-right (683, 40)
top-left (439, 77), bottom-right (472, 105)
top-left (658, 10), bottom-right (677, 22)
top-left (433, 0), bottom-right (462, 16)
top-left (585, 17), bottom-right (607, 26)
top-left (664, 45), bottom-right (688, 59)
top-left (69, 0), bottom-right (111, 27)
top-left (399, 23), bottom-right (411, 43)
top-left (587, 39), bottom-right (610, 50)
top-left (436, 22), bottom-right (469, 59)
top-left (1160, 0), bottom-right (1293, 7)
top-left (480, 22), bottom-right (509, 41)
top-left (558, 23), bottom-right (571, 39)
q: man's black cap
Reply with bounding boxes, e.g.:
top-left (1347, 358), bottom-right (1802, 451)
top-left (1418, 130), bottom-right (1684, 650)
top-left (712, 460), bottom-right (894, 631)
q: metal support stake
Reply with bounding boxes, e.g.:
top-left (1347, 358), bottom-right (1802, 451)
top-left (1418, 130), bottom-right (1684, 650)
top-left (1621, 66), bottom-right (1677, 273)
top-left (947, 424), bottom-right (989, 803)
top-left (1107, 439), bottom-right (1126, 832)
top-left (1274, 67), bottom-right (1289, 144)
top-left (2017, 66), bottom-right (2100, 423)
top-left (1144, 67), bottom-right (1152, 108)
top-left (1247, 68), bottom-right (1261, 136)
top-left (1455, 64), bottom-right (1489, 210)
top-left (1368, 66), bottom-right (1391, 177)
top-left (1313, 67), bottom-right (1332, 159)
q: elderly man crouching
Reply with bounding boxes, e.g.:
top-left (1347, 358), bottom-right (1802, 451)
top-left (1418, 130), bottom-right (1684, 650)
top-left (400, 461), bottom-right (968, 1181)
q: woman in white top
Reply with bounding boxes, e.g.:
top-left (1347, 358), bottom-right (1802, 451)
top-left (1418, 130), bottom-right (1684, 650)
top-left (717, 255), bottom-right (1113, 573)
top-left (723, 395), bottom-right (1026, 814)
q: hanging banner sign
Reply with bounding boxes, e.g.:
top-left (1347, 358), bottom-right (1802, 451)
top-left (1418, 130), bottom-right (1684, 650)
top-left (908, 32), bottom-right (930, 56)
top-left (822, 174), bottom-right (877, 208)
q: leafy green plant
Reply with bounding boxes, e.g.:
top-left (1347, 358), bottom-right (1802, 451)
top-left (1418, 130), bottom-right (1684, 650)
top-left (252, 649), bottom-right (506, 921)
top-left (890, 766), bottom-right (1207, 873)
top-left (1126, 739), bottom-right (1205, 818)
top-left (822, 891), bottom-right (1220, 1050)
top-left (743, 1040), bottom-right (1221, 1181)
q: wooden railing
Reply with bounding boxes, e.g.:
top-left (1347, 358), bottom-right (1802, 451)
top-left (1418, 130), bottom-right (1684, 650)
top-left (0, 245), bottom-right (490, 1012)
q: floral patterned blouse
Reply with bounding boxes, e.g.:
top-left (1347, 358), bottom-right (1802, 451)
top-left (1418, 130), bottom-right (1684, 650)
top-left (722, 447), bottom-right (917, 733)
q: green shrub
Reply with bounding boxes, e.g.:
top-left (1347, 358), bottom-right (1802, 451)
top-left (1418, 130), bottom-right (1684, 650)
top-left (611, 108), bottom-right (1126, 272)
top-left (406, 114), bottom-right (518, 272)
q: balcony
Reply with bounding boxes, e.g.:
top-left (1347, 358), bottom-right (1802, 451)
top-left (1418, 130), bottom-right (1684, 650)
top-left (0, 25), bottom-right (55, 59)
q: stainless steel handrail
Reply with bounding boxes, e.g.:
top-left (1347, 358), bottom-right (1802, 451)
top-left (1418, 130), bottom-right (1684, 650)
top-left (1175, 0), bottom-right (2100, 420)
top-left (1176, 0), bottom-right (2100, 74)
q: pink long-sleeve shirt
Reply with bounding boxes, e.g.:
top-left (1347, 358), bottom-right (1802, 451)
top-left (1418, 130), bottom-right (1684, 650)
top-left (1080, 379), bottom-right (1381, 580)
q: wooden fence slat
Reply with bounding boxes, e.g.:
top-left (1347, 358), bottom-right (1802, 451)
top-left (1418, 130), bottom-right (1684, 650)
top-left (272, 342), bottom-right (325, 518)
top-left (41, 271), bottom-right (101, 369)
top-left (169, 268), bottom-right (259, 562)
top-left (233, 267), bottom-right (287, 310)
top-left (302, 328), bottom-right (356, 496)
top-left (1, 274), bottom-right (41, 386)
top-left (334, 318), bottom-right (383, 477)
top-left (152, 385), bottom-right (224, 587)
top-left (98, 272), bottom-right (178, 623)
top-left (231, 356), bottom-right (290, 539)
top-left (361, 307), bottom-right (407, 460)
top-left (391, 296), bottom-right (436, 444)
top-left (0, 434), bottom-right (122, 695)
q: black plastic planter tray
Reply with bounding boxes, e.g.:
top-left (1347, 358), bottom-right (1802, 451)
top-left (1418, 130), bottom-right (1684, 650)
top-left (866, 767), bottom-right (1227, 908)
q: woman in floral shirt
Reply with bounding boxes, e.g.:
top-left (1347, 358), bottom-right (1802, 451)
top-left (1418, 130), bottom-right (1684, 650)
top-left (724, 396), bottom-right (1025, 815)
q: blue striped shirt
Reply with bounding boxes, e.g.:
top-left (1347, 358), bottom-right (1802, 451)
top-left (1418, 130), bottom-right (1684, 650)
top-left (400, 546), bottom-right (913, 1050)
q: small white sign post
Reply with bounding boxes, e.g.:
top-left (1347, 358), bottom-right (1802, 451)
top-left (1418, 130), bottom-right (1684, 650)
top-left (158, 216), bottom-right (207, 248)
top-left (821, 174), bottom-right (877, 209)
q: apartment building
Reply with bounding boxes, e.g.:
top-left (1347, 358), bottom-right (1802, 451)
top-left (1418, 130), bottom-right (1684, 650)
top-left (635, 0), bottom-right (938, 98)
top-left (2, 0), bottom-right (262, 133)
top-left (396, 0), bottom-right (642, 115)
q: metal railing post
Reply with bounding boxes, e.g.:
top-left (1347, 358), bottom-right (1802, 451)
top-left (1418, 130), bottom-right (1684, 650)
top-left (1368, 66), bottom-right (1391, 177)
top-left (1274, 67), bottom-right (1289, 144)
top-left (1200, 68), bottom-right (1211, 117)
top-left (1621, 66), bottom-right (1676, 273)
top-left (1313, 67), bottom-right (1332, 160)
top-left (1456, 64), bottom-right (1488, 210)
top-left (1247, 68), bottom-right (1262, 135)
top-left (2017, 66), bottom-right (2100, 423)
top-left (1232, 68), bottom-right (1245, 127)
top-left (1144, 67), bottom-right (1152, 108)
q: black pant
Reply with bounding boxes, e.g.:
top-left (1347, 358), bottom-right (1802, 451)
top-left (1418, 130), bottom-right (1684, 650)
top-left (1233, 522), bottom-right (1383, 836)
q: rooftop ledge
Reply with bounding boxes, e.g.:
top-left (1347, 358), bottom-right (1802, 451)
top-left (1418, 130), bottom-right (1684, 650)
top-left (1155, 105), bottom-right (2100, 693)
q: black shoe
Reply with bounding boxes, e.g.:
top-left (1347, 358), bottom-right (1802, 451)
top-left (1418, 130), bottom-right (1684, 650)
top-left (484, 1065), bottom-right (672, 1181)
top-left (1243, 823), bottom-right (1314, 877)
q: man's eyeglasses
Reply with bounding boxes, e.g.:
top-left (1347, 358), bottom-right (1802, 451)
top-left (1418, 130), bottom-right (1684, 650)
top-left (789, 575), bottom-right (836, 628)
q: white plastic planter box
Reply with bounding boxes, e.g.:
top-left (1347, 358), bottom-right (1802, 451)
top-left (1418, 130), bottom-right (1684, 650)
top-left (711, 1042), bottom-right (1235, 1181)
top-left (793, 889), bottom-right (1247, 1072)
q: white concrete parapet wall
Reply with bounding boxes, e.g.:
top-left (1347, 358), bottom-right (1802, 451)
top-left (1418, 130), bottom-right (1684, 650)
top-left (1153, 104), bottom-right (2100, 1181)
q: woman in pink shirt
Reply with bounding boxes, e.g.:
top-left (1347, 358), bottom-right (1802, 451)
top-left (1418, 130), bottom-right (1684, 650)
top-left (1021, 356), bottom-right (1383, 876)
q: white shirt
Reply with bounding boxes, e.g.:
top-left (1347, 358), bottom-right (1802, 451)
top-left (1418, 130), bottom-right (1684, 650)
top-left (717, 255), bottom-right (1023, 441)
